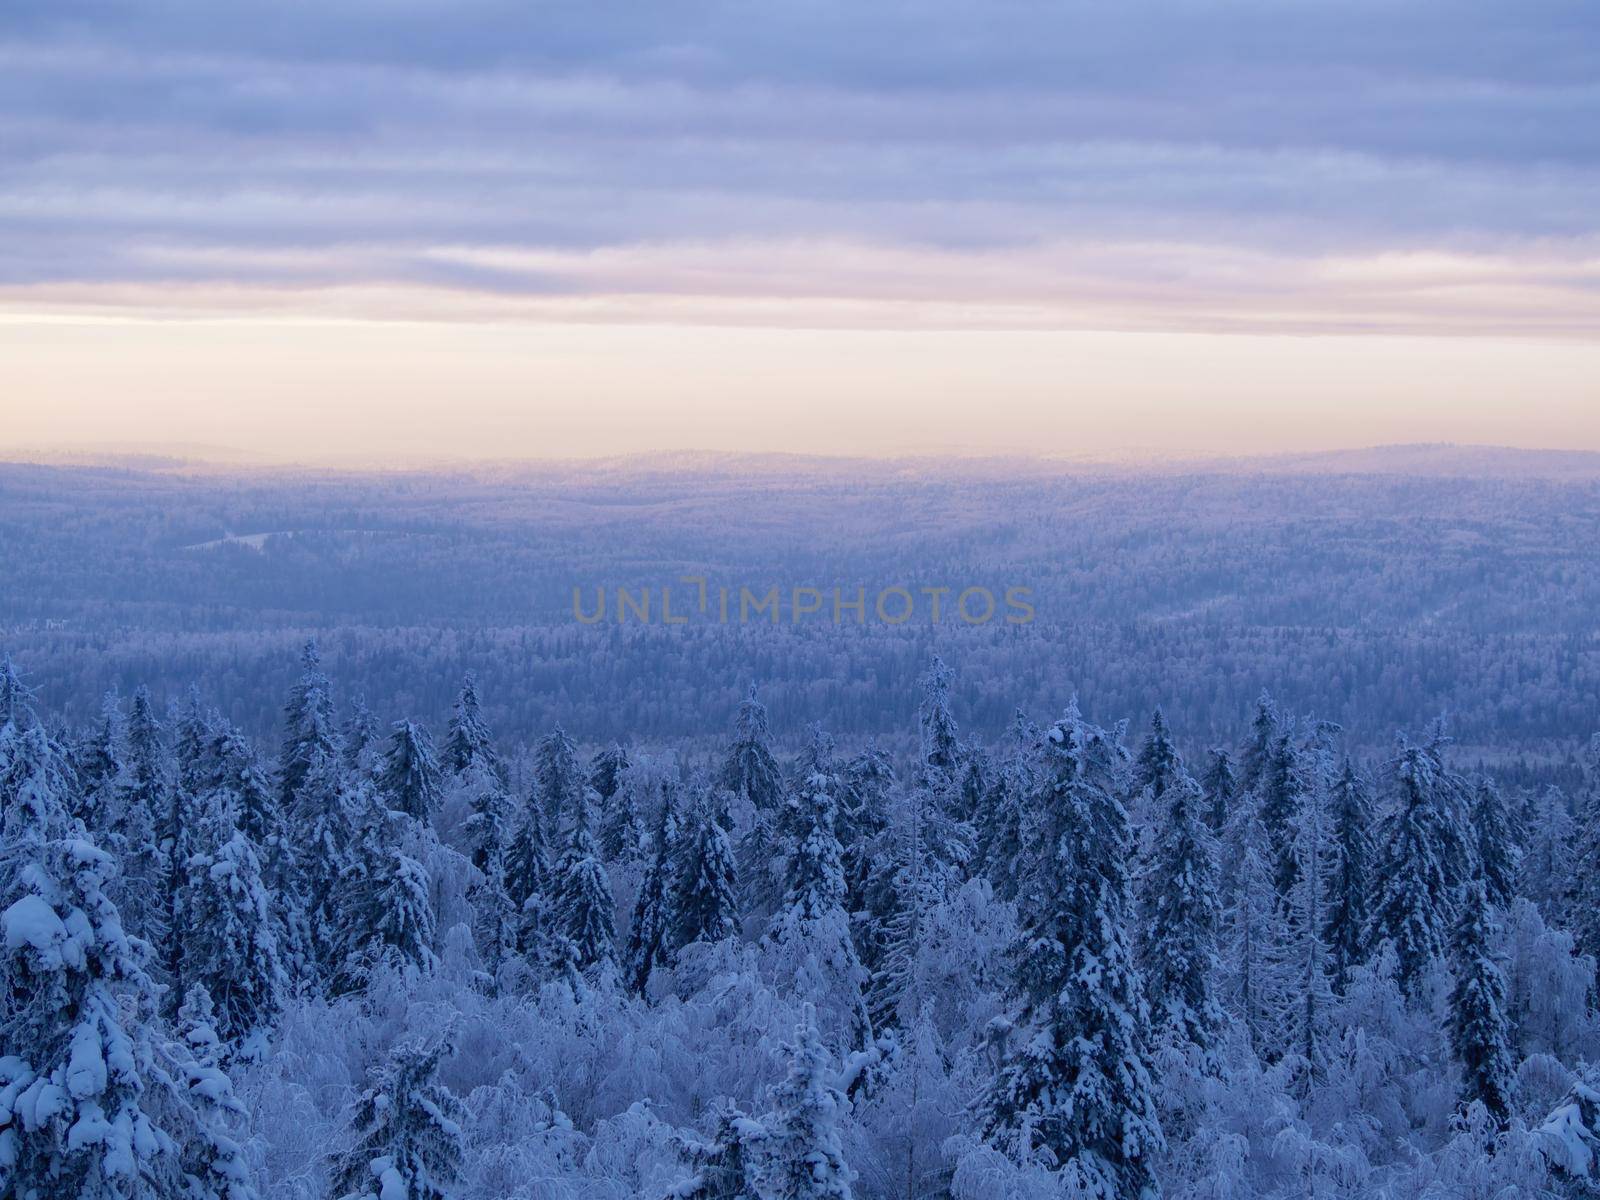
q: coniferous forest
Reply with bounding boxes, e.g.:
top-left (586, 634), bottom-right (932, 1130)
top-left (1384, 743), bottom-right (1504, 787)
top-left (5, 618), bottom-right (1600, 1198)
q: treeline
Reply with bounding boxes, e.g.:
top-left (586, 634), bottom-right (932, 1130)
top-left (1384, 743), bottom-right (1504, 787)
top-left (3, 646), bottom-right (1600, 1197)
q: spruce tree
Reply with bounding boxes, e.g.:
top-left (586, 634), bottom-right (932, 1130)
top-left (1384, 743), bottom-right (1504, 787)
top-left (328, 1034), bottom-right (466, 1200)
top-left (1472, 776), bottom-right (1521, 914)
top-left (1324, 758), bottom-right (1374, 991)
top-left (1448, 879), bottom-right (1515, 1125)
top-left (171, 985), bottom-right (260, 1200)
top-left (836, 742), bottom-right (893, 920)
top-left (1200, 747), bottom-right (1237, 835)
top-left (553, 792), bottom-right (616, 975)
top-left (341, 695), bottom-right (379, 777)
top-left (763, 772), bottom-right (870, 1048)
top-left (722, 685), bottom-right (787, 913)
top-left (181, 794), bottom-right (287, 1052)
top-left (534, 724), bottom-right (582, 832)
top-left (973, 710), bottom-right (1039, 902)
top-left (115, 686), bottom-right (167, 947)
top-left (1259, 730), bottom-right (1305, 899)
top-left (1140, 770), bottom-right (1224, 1054)
top-left (444, 672), bottom-right (501, 782)
top-left (1521, 784), bottom-right (1573, 925)
top-left (277, 639), bottom-right (340, 811)
top-left (74, 688), bottom-right (127, 834)
top-left (1239, 690), bottom-right (1280, 794)
top-left (289, 749), bottom-right (358, 981)
top-left (378, 720), bottom-right (443, 827)
top-left (1135, 707), bottom-right (1183, 804)
top-left (752, 1005), bottom-right (855, 1200)
top-left (1566, 734), bottom-right (1600, 984)
top-left (672, 798), bottom-right (741, 950)
top-left (335, 796), bottom-right (439, 992)
top-left (1221, 809), bottom-right (1285, 1058)
top-left (588, 741), bottom-right (631, 809)
top-left (916, 656), bottom-right (961, 785)
top-left (1369, 738), bottom-right (1455, 998)
top-left (984, 708), bottom-right (1163, 1195)
top-left (625, 795), bottom-right (680, 994)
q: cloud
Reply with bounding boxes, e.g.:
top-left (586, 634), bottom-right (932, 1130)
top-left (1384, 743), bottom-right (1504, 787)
top-left (1, 1), bottom-right (1597, 335)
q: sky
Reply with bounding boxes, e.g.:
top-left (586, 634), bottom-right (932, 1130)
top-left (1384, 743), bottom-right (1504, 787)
top-left (2, 1), bottom-right (1598, 461)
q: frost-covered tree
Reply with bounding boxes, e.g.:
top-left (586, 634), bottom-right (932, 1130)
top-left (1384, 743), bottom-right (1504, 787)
top-left (553, 793), bottom-right (616, 975)
top-left (1522, 784), bottom-right (1574, 926)
top-left (1221, 809), bottom-right (1287, 1057)
top-left (288, 749), bottom-right (358, 980)
top-left (1471, 775), bottom-right (1521, 915)
top-left (1134, 707), bottom-right (1183, 806)
top-left (1200, 747), bottom-right (1237, 835)
top-left (1277, 772), bottom-right (1334, 1082)
top-left (341, 695), bottom-right (380, 777)
top-left (722, 686), bottom-right (787, 912)
top-left (1259, 730), bottom-right (1306, 899)
top-left (1568, 734), bottom-right (1600, 983)
top-left (836, 742), bottom-right (892, 919)
top-left (74, 689), bottom-right (127, 833)
top-left (444, 673), bottom-right (501, 783)
top-left (1369, 738), bottom-right (1457, 998)
top-left (1239, 691), bottom-right (1280, 795)
top-left (973, 710), bottom-right (1039, 902)
top-left (667, 1102), bottom-right (763, 1200)
top-left (751, 1005), bottom-right (855, 1200)
top-left (181, 794), bottom-right (286, 1052)
top-left (1323, 758), bottom-right (1374, 992)
top-left (1140, 769), bottom-right (1224, 1054)
top-left (589, 742), bottom-right (631, 809)
top-left (672, 798), bottom-right (741, 951)
top-left (1449, 878), bottom-right (1515, 1125)
top-left (328, 1033), bottom-right (466, 1200)
top-left (626, 795), bottom-right (680, 995)
top-left (335, 796), bottom-right (439, 992)
top-left (984, 707), bottom-right (1163, 1197)
top-left (1, 826), bottom-right (255, 1200)
top-left (277, 640), bottom-right (340, 811)
top-left (170, 984), bottom-right (259, 1200)
top-left (113, 685), bottom-right (167, 946)
top-left (764, 772), bottom-right (870, 1048)
top-left (917, 656), bottom-right (961, 787)
top-left (534, 725), bottom-right (583, 832)
top-left (379, 720), bottom-right (443, 827)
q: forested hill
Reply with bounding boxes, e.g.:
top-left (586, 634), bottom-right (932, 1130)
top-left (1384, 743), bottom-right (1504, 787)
top-left (2, 449), bottom-right (1597, 765)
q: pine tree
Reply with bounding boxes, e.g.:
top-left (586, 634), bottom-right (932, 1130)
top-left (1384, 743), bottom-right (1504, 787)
top-left (668, 1102), bottom-right (763, 1200)
top-left (328, 1034), bottom-right (466, 1200)
top-left (0, 653), bottom-right (27, 728)
top-left (181, 794), bottom-right (287, 1053)
top-left (1448, 879), bottom-right (1515, 1125)
top-left (751, 1005), bottom-right (855, 1200)
top-left (379, 720), bottom-right (443, 827)
top-left (672, 799), bottom-right (741, 950)
top-left (764, 773), bottom-right (870, 1048)
top-left (1200, 747), bottom-right (1237, 835)
top-left (1277, 773), bottom-right (1334, 1083)
top-left (1324, 758), bottom-right (1374, 991)
top-left (985, 708), bottom-right (1163, 1195)
top-left (161, 689), bottom-right (214, 1003)
top-left (534, 725), bottom-right (582, 833)
top-left (444, 672), bottom-right (501, 782)
top-left (625, 795), bottom-right (680, 994)
top-left (1369, 738), bottom-right (1455, 998)
top-left (553, 793), bottom-right (616, 975)
top-left (1140, 770), bottom-right (1224, 1054)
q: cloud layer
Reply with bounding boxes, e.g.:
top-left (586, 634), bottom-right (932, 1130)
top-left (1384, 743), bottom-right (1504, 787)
top-left (3, 1), bottom-right (1599, 334)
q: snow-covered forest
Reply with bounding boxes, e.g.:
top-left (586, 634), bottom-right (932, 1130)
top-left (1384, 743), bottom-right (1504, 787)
top-left (5, 639), bottom-right (1600, 1199)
